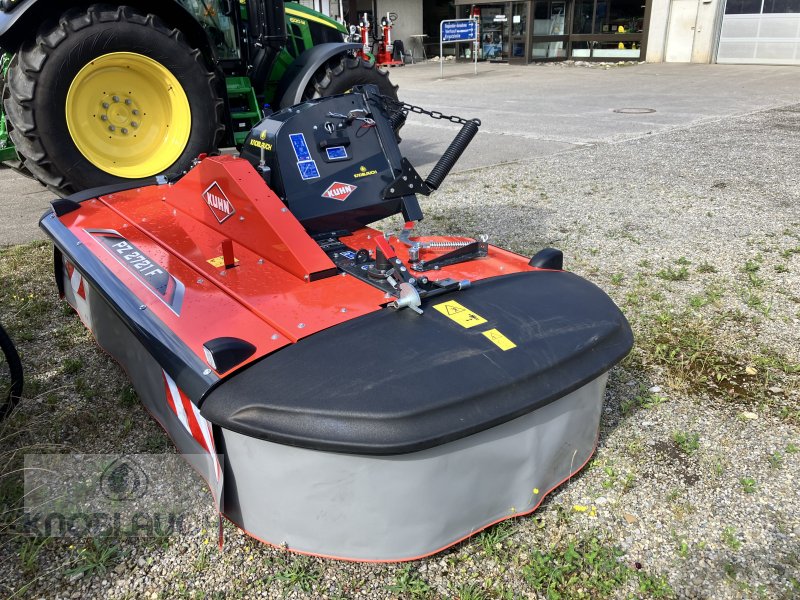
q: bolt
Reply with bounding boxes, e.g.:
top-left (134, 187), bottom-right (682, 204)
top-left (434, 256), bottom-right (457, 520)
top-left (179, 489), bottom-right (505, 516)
top-left (132, 110), bottom-right (140, 116)
top-left (125, 98), bottom-right (132, 105)
top-left (100, 115), bottom-right (108, 121)
top-left (203, 369), bottom-right (212, 376)
top-left (197, 279), bottom-right (205, 285)
top-left (108, 125), bottom-right (116, 132)
top-left (271, 334), bottom-right (279, 340)
top-left (121, 128), bottom-right (128, 134)
top-left (130, 121), bottom-right (138, 128)
top-left (340, 307), bottom-right (347, 313)
top-left (102, 102), bottom-right (109, 109)
top-left (139, 305), bottom-right (147, 311)
top-left (297, 323), bottom-right (306, 329)
top-left (112, 95), bottom-right (120, 102)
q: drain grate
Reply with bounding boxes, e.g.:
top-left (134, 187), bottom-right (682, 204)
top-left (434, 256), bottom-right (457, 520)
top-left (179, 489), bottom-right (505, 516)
top-left (613, 108), bottom-right (657, 114)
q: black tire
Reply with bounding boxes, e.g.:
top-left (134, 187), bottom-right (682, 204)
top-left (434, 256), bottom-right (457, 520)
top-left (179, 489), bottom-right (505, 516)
top-left (0, 322), bottom-right (23, 422)
top-left (4, 4), bottom-right (224, 196)
top-left (308, 55), bottom-right (399, 102)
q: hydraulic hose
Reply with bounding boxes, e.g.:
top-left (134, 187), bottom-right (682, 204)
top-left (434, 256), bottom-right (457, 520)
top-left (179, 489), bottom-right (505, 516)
top-left (424, 119), bottom-right (481, 191)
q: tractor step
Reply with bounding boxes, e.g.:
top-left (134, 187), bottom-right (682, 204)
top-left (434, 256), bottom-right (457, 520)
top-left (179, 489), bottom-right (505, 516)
top-left (226, 76), bottom-right (263, 146)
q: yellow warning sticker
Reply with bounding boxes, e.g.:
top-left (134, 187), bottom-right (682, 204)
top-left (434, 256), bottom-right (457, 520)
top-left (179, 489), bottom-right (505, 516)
top-left (207, 255), bottom-right (238, 268)
top-left (432, 300), bottom-right (487, 329)
top-left (482, 328), bottom-right (517, 351)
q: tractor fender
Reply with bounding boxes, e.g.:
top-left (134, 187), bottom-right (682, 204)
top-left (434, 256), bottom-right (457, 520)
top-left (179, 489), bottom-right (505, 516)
top-left (276, 42), bottom-right (362, 109)
top-left (0, 0), bottom-right (214, 62)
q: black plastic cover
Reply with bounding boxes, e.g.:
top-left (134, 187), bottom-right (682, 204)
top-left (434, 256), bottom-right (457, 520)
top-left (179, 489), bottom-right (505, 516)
top-left (201, 271), bottom-right (633, 455)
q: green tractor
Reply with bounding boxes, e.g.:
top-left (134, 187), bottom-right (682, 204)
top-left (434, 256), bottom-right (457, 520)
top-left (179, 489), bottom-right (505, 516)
top-left (0, 0), bottom-right (398, 196)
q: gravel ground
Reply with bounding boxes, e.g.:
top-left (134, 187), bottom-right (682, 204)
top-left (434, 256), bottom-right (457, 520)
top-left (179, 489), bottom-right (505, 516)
top-left (0, 95), bottom-right (798, 599)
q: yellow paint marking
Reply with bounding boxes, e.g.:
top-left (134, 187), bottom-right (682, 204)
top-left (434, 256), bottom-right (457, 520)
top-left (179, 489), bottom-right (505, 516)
top-left (482, 328), bottom-right (517, 351)
top-left (207, 256), bottom-right (238, 268)
top-left (432, 300), bottom-right (487, 328)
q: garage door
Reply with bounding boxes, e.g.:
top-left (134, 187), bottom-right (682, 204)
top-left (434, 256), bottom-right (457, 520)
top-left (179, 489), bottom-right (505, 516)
top-left (717, 0), bottom-right (800, 65)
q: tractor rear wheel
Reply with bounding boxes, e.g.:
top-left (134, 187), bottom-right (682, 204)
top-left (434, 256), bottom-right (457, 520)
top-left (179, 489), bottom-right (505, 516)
top-left (309, 55), bottom-right (399, 102)
top-left (4, 6), bottom-right (224, 196)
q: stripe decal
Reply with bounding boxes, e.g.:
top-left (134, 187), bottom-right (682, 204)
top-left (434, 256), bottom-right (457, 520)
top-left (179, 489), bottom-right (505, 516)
top-left (163, 370), bottom-right (221, 480)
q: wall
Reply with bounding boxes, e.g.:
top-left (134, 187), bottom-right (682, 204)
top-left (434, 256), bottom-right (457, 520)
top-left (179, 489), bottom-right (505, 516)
top-left (646, 0), bottom-right (723, 63)
top-left (376, 0), bottom-right (424, 53)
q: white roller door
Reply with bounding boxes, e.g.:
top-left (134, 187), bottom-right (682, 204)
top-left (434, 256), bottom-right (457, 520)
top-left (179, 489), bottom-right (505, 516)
top-left (717, 1), bottom-right (800, 65)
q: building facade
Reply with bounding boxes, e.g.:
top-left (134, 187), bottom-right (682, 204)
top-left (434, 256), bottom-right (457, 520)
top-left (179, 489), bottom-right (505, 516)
top-left (297, 0), bottom-right (800, 65)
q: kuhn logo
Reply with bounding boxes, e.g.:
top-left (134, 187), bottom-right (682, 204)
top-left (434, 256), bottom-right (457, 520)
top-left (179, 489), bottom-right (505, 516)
top-left (203, 182), bottom-right (235, 223)
top-left (322, 182), bottom-right (357, 201)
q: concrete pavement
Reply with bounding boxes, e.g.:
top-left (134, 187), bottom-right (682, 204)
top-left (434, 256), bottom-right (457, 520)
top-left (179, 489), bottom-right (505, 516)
top-left (2, 62), bottom-right (799, 246)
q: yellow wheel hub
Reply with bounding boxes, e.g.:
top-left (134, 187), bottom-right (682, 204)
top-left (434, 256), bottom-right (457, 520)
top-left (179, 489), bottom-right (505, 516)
top-left (66, 52), bottom-right (191, 179)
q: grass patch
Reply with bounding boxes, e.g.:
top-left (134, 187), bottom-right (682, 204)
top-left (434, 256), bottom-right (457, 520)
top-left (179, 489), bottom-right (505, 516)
top-left (269, 555), bottom-right (321, 594)
top-left (672, 431), bottom-right (700, 455)
top-left (633, 309), bottom-right (799, 423)
top-left (656, 266), bottom-right (689, 282)
top-left (386, 565), bottom-right (431, 599)
top-left (521, 535), bottom-right (674, 599)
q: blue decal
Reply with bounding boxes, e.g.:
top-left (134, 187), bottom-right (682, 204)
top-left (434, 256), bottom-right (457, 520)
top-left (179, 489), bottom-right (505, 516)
top-left (360, 264), bottom-right (370, 271)
top-left (340, 250), bottom-right (356, 260)
top-left (326, 146), bottom-right (348, 160)
top-left (297, 160), bottom-right (320, 180)
top-left (289, 133), bottom-right (312, 161)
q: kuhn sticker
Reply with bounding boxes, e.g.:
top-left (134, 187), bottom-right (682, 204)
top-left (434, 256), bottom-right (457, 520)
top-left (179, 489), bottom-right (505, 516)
top-left (322, 182), bottom-right (357, 201)
top-left (202, 182), bottom-right (235, 223)
top-left (88, 229), bottom-right (185, 315)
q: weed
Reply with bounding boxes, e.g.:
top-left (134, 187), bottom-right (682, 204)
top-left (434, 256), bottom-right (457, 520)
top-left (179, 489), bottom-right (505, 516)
top-left (672, 431), bottom-right (700, 455)
top-left (476, 520), bottom-right (514, 557)
top-left (610, 273), bottom-right (624, 286)
top-left (775, 264), bottom-right (789, 273)
top-left (696, 262), bottom-right (717, 274)
top-left (666, 487), bottom-right (683, 503)
top-left (722, 526), bottom-right (742, 550)
top-left (62, 358), bottom-right (83, 375)
top-left (119, 385), bottom-right (138, 405)
top-left (449, 583), bottom-right (487, 600)
top-left (672, 531), bottom-right (689, 559)
top-left (522, 536), bottom-right (632, 598)
top-left (786, 443), bottom-right (798, 454)
top-left (621, 472), bottom-right (636, 494)
top-left (65, 538), bottom-right (121, 578)
top-left (637, 572), bottom-right (674, 597)
top-left (601, 465), bottom-right (617, 489)
top-left (18, 537), bottom-right (48, 574)
top-left (386, 565), bottom-right (431, 599)
top-left (723, 562), bottom-right (738, 579)
top-left (656, 266), bottom-right (689, 282)
top-left (743, 259), bottom-right (761, 274)
top-left (768, 451), bottom-right (783, 469)
top-left (676, 257), bottom-right (691, 266)
top-left (739, 477), bottom-right (757, 493)
top-left (271, 556), bottom-right (320, 594)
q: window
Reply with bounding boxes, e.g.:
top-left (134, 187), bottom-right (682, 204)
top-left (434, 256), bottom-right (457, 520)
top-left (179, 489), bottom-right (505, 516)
top-left (763, 0), bottom-right (800, 12)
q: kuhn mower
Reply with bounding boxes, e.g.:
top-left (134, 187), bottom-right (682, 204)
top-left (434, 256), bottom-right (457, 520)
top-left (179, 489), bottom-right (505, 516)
top-left (40, 86), bottom-right (632, 561)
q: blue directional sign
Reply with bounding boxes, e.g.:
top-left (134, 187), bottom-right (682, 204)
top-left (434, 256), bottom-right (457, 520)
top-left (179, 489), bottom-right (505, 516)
top-left (441, 20), bottom-right (477, 43)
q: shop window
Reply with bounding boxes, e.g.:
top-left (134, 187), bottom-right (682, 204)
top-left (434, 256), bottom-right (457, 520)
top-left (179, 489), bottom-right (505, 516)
top-left (572, 0), bottom-right (644, 34)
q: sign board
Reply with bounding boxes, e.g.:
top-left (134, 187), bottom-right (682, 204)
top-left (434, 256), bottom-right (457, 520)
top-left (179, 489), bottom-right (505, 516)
top-left (441, 19), bottom-right (478, 43)
top-left (439, 19), bottom-right (479, 78)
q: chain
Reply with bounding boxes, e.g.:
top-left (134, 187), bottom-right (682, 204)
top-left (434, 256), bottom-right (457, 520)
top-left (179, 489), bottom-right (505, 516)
top-left (378, 94), bottom-right (480, 126)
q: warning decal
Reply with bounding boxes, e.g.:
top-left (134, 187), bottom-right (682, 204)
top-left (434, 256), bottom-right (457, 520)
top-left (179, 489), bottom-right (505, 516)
top-left (432, 300), bottom-right (487, 329)
top-left (482, 328), bottom-right (517, 351)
